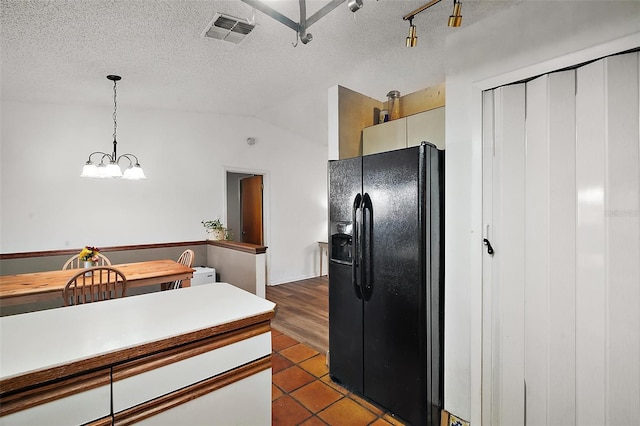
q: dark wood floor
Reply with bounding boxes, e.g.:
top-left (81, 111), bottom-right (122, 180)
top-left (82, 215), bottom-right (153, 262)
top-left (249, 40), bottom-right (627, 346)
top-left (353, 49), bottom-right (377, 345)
top-left (266, 275), bottom-right (328, 354)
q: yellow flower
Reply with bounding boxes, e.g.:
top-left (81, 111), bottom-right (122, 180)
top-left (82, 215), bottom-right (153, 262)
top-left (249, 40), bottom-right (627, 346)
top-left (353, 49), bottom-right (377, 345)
top-left (79, 246), bottom-right (100, 261)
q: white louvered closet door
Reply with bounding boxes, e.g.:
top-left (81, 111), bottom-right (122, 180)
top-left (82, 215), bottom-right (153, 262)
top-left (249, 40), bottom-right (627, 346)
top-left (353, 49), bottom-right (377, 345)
top-left (482, 51), bottom-right (640, 425)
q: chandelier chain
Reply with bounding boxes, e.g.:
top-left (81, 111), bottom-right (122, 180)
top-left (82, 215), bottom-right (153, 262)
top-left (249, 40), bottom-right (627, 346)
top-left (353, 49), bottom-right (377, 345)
top-left (112, 79), bottom-right (117, 142)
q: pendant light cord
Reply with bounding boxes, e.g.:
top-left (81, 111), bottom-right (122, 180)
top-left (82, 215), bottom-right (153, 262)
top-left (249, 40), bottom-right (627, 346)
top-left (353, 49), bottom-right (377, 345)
top-left (112, 79), bottom-right (118, 159)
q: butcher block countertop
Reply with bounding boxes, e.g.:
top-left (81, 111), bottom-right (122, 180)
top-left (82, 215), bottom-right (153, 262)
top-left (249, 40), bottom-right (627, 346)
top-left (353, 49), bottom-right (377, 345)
top-left (0, 259), bottom-right (194, 307)
top-left (0, 283), bottom-right (276, 393)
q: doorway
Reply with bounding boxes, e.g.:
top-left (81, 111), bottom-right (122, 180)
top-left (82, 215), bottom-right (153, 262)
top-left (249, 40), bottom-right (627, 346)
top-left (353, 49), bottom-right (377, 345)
top-left (226, 171), bottom-right (265, 245)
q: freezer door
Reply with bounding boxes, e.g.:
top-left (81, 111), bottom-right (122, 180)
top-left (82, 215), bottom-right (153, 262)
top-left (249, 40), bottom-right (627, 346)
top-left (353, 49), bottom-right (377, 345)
top-left (361, 145), bottom-right (438, 425)
top-left (328, 156), bottom-right (364, 393)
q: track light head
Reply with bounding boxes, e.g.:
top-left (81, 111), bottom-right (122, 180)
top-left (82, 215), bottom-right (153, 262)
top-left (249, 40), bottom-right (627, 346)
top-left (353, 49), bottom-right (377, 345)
top-left (348, 0), bottom-right (363, 12)
top-left (406, 19), bottom-right (417, 47)
top-left (448, 0), bottom-right (462, 27)
top-left (406, 26), bottom-right (417, 47)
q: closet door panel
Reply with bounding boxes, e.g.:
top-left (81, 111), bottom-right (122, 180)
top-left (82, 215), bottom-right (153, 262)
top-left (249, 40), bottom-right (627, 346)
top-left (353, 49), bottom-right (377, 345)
top-left (546, 69), bottom-right (577, 425)
top-left (481, 90), bottom-right (496, 426)
top-left (604, 52), bottom-right (640, 426)
top-left (494, 84), bottom-right (526, 425)
top-left (523, 75), bottom-right (549, 425)
top-left (575, 57), bottom-right (607, 426)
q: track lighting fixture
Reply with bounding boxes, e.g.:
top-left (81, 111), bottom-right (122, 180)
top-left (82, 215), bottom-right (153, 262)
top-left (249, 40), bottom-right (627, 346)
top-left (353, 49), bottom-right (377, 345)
top-left (402, 0), bottom-right (462, 47)
top-left (448, 0), bottom-right (462, 27)
top-left (240, 0), bottom-right (364, 45)
top-left (406, 18), bottom-right (417, 47)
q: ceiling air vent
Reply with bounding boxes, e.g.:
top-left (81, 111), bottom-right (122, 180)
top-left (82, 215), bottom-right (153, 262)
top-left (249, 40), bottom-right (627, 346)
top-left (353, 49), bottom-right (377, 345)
top-left (203, 13), bottom-right (255, 44)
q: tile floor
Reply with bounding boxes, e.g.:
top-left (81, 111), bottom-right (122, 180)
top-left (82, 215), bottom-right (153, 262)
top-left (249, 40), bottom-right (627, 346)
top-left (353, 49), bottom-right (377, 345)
top-left (271, 328), bottom-right (407, 426)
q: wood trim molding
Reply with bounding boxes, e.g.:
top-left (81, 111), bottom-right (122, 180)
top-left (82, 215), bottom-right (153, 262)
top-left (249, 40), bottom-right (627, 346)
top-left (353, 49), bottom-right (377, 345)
top-left (0, 240), bottom-right (268, 259)
top-left (113, 356), bottom-right (271, 425)
top-left (0, 369), bottom-right (111, 417)
top-left (0, 314), bottom-right (275, 395)
top-left (86, 417), bottom-right (114, 426)
top-left (113, 323), bottom-right (271, 382)
top-left (0, 241), bottom-right (207, 260)
top-left (207, 240), bottom-right (267, 254)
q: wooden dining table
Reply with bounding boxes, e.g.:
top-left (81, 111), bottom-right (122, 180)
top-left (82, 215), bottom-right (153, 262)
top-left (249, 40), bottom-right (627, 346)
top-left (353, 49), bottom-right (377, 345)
top-left (0, 259), bottom-right (194, 307)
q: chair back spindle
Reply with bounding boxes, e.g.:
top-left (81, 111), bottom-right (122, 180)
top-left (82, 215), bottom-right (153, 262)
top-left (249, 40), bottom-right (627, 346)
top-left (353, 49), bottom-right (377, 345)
top-left (168, 249), bottom-right (195, 290)
top-left (63, 266), bottom-right (127, 306)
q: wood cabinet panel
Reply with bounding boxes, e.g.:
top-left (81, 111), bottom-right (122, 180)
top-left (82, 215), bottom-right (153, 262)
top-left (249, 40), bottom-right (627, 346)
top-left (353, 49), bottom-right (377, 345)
top-left (338, 86), bottom-right (383, 159)
top-left (399, 83), bottom-right (446, 117)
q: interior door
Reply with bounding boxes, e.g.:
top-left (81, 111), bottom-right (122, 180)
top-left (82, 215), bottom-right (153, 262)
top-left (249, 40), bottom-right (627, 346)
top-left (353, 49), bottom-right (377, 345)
top-left (240, 175), bottom-right (263, 245)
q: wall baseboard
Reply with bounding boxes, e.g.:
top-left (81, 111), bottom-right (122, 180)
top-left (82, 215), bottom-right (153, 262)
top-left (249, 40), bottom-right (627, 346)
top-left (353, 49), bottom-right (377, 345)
top-left (268, 273), bottom-right (323, 286)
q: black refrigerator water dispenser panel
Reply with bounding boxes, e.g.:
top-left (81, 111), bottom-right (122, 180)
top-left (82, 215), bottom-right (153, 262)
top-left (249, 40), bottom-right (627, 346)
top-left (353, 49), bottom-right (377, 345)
top-left (330, 221), bottom-right (353, 265)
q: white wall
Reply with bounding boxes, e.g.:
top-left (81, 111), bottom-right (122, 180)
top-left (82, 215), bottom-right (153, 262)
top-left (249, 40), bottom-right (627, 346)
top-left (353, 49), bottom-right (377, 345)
top-left (0, 101), bottom-right (327, 285)
top-left (445, 1), bottom-right (639, 423)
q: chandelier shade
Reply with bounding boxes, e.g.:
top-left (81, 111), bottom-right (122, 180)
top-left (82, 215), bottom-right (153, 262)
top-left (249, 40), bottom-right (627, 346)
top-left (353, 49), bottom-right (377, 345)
top-left (81, 75), bottom-right (146, 180)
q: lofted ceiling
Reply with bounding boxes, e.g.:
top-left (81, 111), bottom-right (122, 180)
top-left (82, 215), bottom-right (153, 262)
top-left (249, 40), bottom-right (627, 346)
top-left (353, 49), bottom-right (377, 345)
top-left (0, 0), bottom-right (511, 146)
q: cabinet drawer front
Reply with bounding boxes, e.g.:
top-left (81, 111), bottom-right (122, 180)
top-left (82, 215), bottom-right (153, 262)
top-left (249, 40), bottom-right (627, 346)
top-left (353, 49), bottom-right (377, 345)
top-left (0, 383), bottom-right (110, 426)
top-left (113, 331), bottom-right (271, 412)
top-left (136, 368), bottom-right (271, 425)
top-left (0, 369), bottom-right (111, 425)
top-left (115, 361), bottom-right (271, 425)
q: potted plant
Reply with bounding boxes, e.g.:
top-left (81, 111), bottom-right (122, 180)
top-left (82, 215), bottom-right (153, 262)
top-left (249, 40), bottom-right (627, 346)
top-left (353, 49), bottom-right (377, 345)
top-left (202, 219), bottom-right (226, 241)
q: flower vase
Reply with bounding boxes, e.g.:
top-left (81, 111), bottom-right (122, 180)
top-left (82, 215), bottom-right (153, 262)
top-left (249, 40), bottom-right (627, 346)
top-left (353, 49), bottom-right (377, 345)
top-left (84, 260), bottom-right (96, 276)
top-left (207, 229), bottom-right (224, 241)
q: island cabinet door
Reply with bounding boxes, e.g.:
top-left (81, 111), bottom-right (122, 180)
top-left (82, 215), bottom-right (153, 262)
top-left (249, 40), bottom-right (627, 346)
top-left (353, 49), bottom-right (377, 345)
top-left (0, 369), bottom-right (111, 426)
top-left (112, 325), bottom-right (272, 425)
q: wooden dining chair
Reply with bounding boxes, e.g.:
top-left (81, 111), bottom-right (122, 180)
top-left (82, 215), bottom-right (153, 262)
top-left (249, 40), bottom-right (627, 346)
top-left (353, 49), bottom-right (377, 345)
top-left (62, 252), bottom-right (111, 270)
top-left (166, 249), bottom-right (195, 290)
top-left (63, 266), bottom-right (127, 306)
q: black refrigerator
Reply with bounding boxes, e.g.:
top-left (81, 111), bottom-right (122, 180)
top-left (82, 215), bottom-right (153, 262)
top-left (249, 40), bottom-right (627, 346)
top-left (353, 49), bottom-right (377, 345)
top-left (328, 143), bottom-right (444, 426)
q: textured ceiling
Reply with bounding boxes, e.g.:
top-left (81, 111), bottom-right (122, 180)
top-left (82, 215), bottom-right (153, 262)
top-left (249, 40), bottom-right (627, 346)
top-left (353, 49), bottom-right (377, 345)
top-left (1, 0), bottom-right (510, 145)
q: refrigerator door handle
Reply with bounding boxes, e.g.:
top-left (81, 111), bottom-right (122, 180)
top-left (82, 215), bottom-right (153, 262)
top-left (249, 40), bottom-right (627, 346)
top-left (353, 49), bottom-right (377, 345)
top-left (352, 193), bottom-right (363, 299)
top-left (362, 193), bottom-right (373, 301)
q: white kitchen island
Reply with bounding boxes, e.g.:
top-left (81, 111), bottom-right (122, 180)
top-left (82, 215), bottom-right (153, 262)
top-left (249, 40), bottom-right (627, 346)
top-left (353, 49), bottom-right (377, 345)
top-left (0, 283), bottom-right (276, 425)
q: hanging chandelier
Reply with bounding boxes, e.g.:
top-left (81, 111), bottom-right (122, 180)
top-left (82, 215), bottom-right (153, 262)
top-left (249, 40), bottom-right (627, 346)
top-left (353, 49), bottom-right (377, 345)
top-left (81, 75), bottom-right (146, 180)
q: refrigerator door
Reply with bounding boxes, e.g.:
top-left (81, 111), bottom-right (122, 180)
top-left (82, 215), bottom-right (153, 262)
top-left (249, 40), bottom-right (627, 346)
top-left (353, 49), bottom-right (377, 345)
top-left (328, 155), bottom-right (364, 392)
top-left (425, 145), bottom-right (445, 425)
top-left (361, 145), bottom-right (428, 425)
